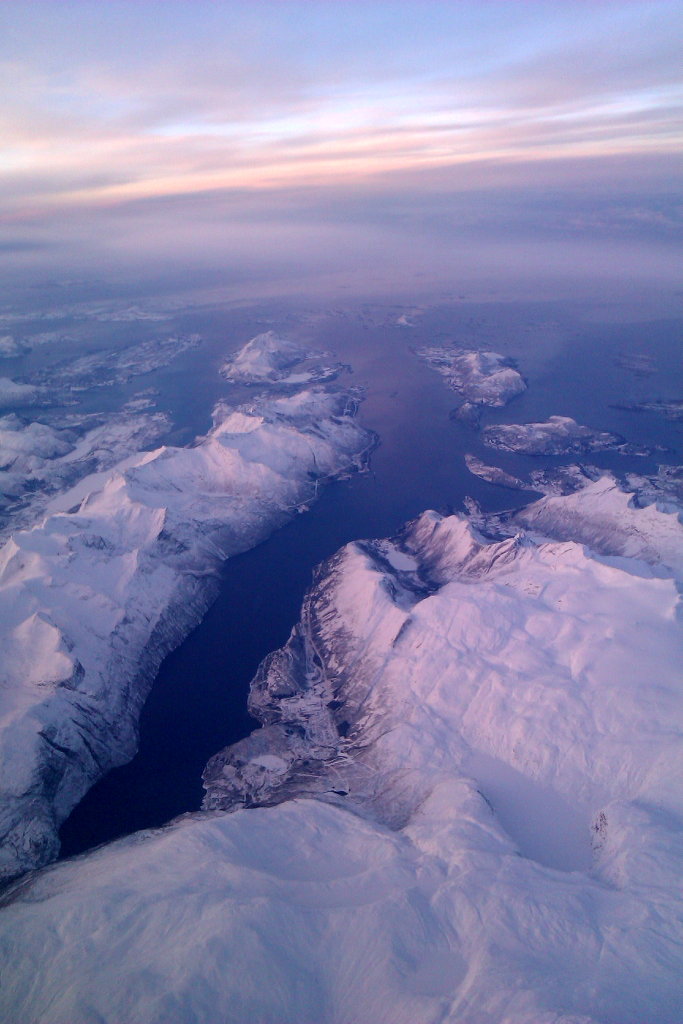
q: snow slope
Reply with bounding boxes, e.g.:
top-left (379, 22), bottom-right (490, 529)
top-left (510, 473), bottom-right (683, 577)
top-left (220, 330), bottom-right (345, 385)
top-left (0, 477), bottom-right (681, 1023)
top-left (0, 376), bottom-right (372, 882)
top-left (0, 408), bottom-right (170, 534)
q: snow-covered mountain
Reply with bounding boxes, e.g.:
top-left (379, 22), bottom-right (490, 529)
top-left (220, 330), bottom-right (345, 386)
top-left (1, 476), bottom-right (680, 1023)
top-left (0, 407), bottom-right (170, 536)
top-left (0, 346), bottom-right (372, 882)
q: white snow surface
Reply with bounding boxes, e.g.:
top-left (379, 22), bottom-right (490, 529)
top-left (0, 409), bottom-right (170, 533)
top-left (417, 346), bottom-right (527, 407)
top-left (0, 382), bottom-right (370, 882)
top-left (511, 473), bottom-right (683, 578)
top-left (220, 330), bottom-right (344, 385)
top-left (1, 477), bottom-right (681, 1023)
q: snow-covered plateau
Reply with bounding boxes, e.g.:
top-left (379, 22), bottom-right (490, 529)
top-left (0, 366), bottom-right (372, 882)
top-left (0, 474), bottom-right (681, 1024)
top-left (417, 346), bottom-right (526, 425)
top-left (0, 334), bottom-right (23, 358)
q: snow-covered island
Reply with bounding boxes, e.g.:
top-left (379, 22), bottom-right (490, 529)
top-left (221, 330), bottom-right (347, 386)
top-left (0, 335), bottom-right (24, 358)
top-left (465, 452), bottom-right (683, 507)
top-left (0, 339), bottom-right (373, 883)
top-left (464, 452), bottom-right (528, 490)
top-left (0, 474), bottom-right (681, 1024)
top-left (417, 346), bottom-right (526, 424)
top-left (26, 333), bottom-right (201, 393)
top-left (465, 453), bottom-right (610, 497)
top-left (483, 414), bottom-right (652, 456)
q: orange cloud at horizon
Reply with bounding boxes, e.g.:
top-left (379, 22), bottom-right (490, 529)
top-left (3, 97), bottom-right (682, 221)
top-left (1, 0), bottom-right (681, 222)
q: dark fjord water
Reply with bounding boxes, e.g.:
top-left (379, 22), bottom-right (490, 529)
top-left (58, 298), bottom-right (683, 857)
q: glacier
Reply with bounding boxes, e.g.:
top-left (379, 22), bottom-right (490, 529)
top-left (0, 343), bottom-right (373, 882)
top-left (0, 475), bottom-right (681, 1023)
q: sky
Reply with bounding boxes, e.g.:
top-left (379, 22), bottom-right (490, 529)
top-left (1, 1), bottom-right (681, 305)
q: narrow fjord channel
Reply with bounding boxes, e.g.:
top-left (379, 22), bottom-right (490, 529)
top-left (59, 302), bottom-right (682, 857)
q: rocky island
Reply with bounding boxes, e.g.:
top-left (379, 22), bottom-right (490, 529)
top-left (482, 414), bottom-right (651, 456)
top-left (416, 346), bottom-right (526, 424)
top-left (613, 398), bottom-right (683, 421)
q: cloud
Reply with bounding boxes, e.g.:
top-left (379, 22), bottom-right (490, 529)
top-left (0, 2), bottom-right (680, 309)
top-left (0, 0), bottom-right (681, 216)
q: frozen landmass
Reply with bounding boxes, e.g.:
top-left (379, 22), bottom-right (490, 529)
top-left (0, 409), bottom-right (170, 536)
top-left (417, 346), bottom-right (526, 424)
top-left (520, 462), bottom-right (683, 505)
top-left (525, 463), bottom-right (603, 495)
top-left (1, 330), bottom-right (75, 355)
top-left (465, 455), bottom-right (606, 496)
top-left (1, 477), bottom-right (681, 1024)
top-left (465, 452), bottom-right (683, 507)
top-left (0, 365), bottom-right (372, 882)
top-left (625, 463), bottom-right (683, 505)
top-left (26, 333), bottom-right (201, 393)
top-left (464, 453), bottom-right (527, 490)
top-left (221, 330), bottom-right (346, 385)
top-left (483, 414), bottom-right (650, 456)
top-left (507, 473), bottom-right (683, 578)
top-left (613, 398), bottom-right (683, 421)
